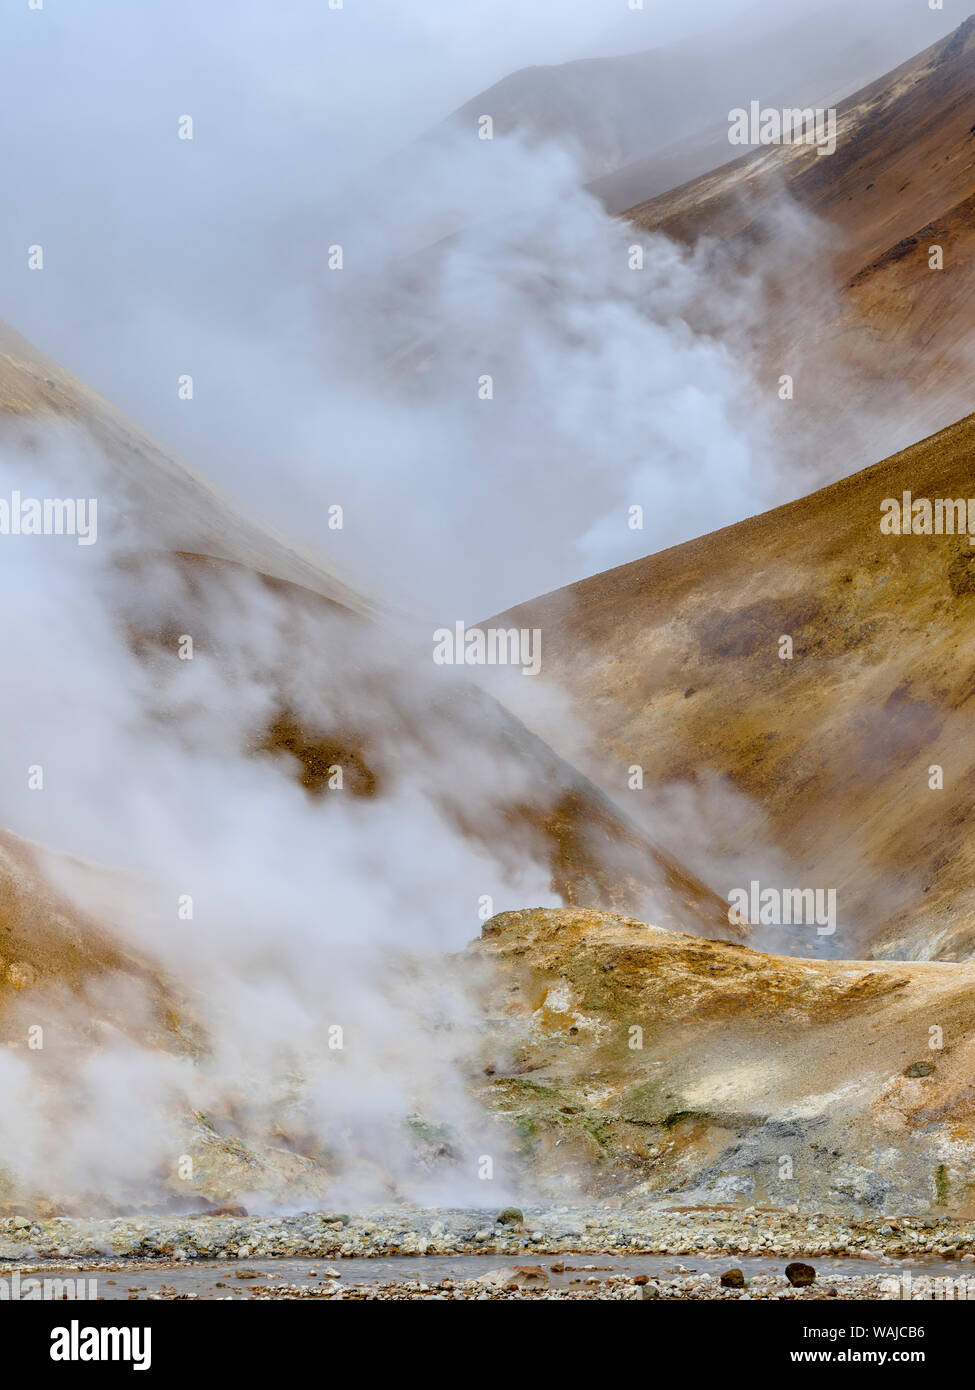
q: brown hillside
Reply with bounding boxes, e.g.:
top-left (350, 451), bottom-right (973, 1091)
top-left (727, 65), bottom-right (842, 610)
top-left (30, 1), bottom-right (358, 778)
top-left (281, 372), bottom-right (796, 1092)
top-left (468, 907), bottom-right (975, 1213)
top-left (494, 414), bottom-right (975, 961)
top-left (623, 16), bottom-right (975, 477)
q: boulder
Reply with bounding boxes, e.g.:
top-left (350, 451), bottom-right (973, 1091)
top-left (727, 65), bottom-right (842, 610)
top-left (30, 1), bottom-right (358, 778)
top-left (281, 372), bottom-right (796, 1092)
top-left (785, 1262), bottom-right (816, 1287)
top-left (477, 1264), bottom-right (550, 1289)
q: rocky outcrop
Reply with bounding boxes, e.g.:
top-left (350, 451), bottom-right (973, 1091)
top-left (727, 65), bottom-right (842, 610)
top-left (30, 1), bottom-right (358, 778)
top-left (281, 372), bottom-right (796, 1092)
top-left (467, 908), bottom-right (975, 1214)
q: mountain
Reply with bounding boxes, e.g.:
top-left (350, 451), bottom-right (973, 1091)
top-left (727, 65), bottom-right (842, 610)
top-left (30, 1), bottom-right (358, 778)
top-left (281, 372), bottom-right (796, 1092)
top-left (0, 315), bottom-right (741, 1210)
top-left (492, 412), bottom-right (975, 963)
top-left (0, 319), bottom-right (370, 614)
top-left (429, 0), bottom-right (958, 189)
top-left (0, 828), bottom-right (185, 1046)
top-left (0, 318), bottom-right (731, 1014)
top-left (622, 15), bottom-right (975, 479)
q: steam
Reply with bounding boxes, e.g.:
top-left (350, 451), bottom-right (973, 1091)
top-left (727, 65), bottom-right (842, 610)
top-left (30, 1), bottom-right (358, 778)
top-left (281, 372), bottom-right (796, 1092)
top-left (0, 449), bottom-right (560, 1206)
top-left (0, 0), bottom-right (960, 1209)
top-left (3, 0), bottom-right (936, 621)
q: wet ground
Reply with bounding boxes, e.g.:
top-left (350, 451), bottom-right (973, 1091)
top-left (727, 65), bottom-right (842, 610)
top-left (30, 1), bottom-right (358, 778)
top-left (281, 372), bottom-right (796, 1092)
top-left (18, 1250), bottom-right (972, 1299)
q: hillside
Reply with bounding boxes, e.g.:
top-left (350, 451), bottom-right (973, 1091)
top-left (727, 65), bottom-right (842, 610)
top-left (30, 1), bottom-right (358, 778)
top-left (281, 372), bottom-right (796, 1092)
top-left (494, 413), bottom-right (975, 962)
top-left (468, 907), bottom-right (975, 1214)
top-left (431, 0), bottom-right (954, 188)
top-left (622, 16), bottom-right (975, 475)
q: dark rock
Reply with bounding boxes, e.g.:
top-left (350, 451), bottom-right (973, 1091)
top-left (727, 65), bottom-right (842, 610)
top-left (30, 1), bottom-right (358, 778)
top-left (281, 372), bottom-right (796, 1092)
top-left (786, 1262), bottom-right (816, 1287)
top-left (720, 1268), bottom-right (746, 1288)
top-left (905, 1062), bottom-right (933, 1078)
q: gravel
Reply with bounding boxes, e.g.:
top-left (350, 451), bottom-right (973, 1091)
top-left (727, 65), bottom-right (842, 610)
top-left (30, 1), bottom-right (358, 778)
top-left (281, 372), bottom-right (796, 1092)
top-left (0, 1202), bottom-right (972, 1265)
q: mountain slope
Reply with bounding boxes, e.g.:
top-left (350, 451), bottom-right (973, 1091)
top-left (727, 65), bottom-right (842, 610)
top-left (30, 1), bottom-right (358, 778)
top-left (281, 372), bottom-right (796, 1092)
top-left (0, 320), bottom-right (371, 614)
top-left (0, 320), bottom-right (732, 963)
top-left (0, 318), bottom-right (735, 1210)
top-left (621, 16), bottom-right (975, 476)
top-left (431, 0), bottom-right (956, 187)
top-left (493, 413), bottom-right (975, 962)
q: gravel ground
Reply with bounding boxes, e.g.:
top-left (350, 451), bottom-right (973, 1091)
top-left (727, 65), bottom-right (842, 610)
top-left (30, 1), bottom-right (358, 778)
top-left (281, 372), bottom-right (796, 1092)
top-left (1, 1202), bottom-right (973, 1263)
top-left (2, 1202), bottom-right (974, 1279)
top-left (22, 1269), bottom-right (965, 1301)
top-left (236, 1271), bottom-right (918, 1300)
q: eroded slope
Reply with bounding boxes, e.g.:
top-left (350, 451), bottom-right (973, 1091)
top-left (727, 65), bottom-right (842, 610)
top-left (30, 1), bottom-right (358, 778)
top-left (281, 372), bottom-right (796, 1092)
top-left (469, 907), bottom-right (975, 1214)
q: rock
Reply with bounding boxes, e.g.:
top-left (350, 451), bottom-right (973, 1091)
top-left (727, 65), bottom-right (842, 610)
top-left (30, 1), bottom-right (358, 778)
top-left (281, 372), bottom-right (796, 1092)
top-left (209, 1204), bottom-right (248, 1217)
top-left (497, 1207), bottom-right (524, 1226)
top-left (720, 1268), bottom-right (746, 1288)
top-left (633, 1274), bottom-right (649, 1285)
top-left (905, 1062), bottom-right (933, 1078)
top-left (786, 1262), bottom-right (816, 1287)
top-left (640, 1281), bottom-right (660, 1299)
top-left (477, 1264), bottom-right (550, 1290)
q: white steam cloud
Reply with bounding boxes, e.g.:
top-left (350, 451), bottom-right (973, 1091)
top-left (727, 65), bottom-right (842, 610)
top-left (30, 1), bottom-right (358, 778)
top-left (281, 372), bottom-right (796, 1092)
top-left (0, 0), bottom-right (955, 1210)
top-left (0, 451), bottom-right (559, 1206)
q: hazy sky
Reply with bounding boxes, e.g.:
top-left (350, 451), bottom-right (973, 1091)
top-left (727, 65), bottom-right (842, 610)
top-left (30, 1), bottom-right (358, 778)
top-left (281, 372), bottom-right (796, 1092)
top-left (0, 0), bottom-right (964, 614)
top-left (1, 0), bottom-right (958, 411)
